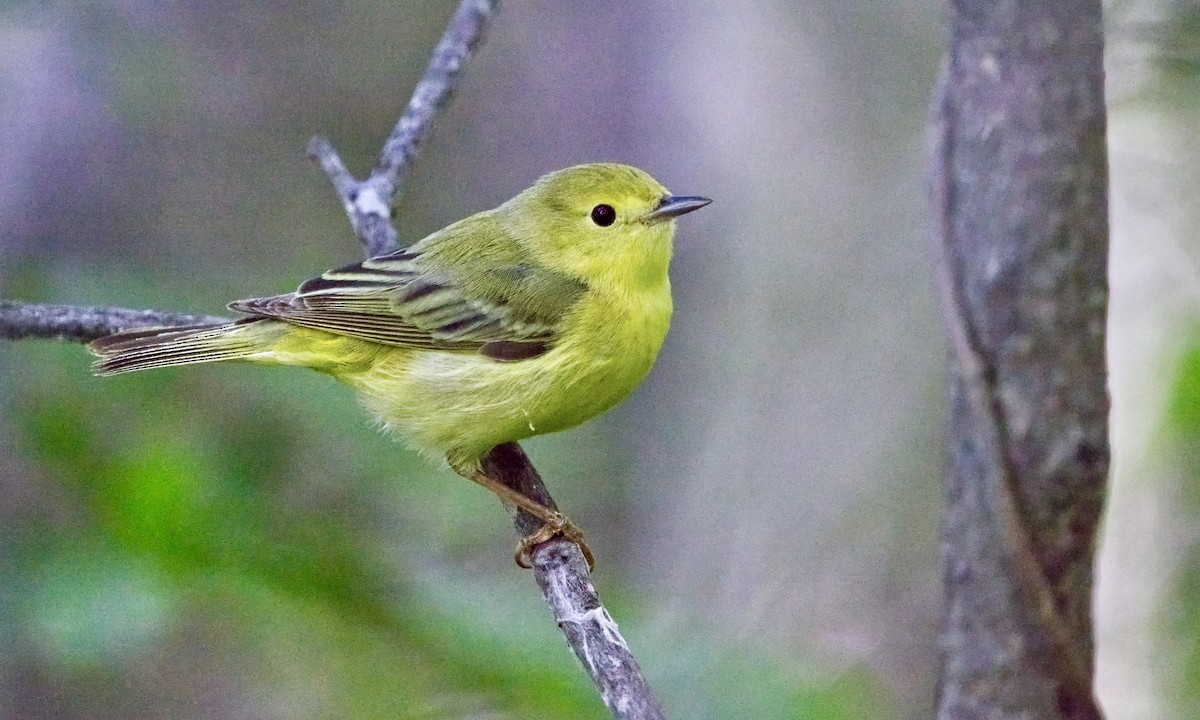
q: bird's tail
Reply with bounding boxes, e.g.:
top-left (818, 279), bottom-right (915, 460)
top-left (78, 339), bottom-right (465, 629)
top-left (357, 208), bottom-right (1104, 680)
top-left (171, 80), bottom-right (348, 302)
top-left (89, 318), bottom-right (284, 376)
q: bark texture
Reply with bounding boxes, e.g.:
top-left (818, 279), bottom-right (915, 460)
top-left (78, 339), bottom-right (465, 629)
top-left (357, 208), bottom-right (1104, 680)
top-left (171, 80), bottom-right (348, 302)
top-left (930, 1), bottom-right (1110, 718)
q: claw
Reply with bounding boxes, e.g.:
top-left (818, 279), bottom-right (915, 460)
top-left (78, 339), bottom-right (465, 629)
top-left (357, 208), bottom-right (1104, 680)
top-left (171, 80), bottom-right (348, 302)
top-left (514, 514), bottom-right (595, 570)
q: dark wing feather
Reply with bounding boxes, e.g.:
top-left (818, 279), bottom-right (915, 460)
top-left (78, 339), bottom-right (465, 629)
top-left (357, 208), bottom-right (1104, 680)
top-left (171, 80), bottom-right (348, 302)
top-left (228, 221), bottom-right (586, 359)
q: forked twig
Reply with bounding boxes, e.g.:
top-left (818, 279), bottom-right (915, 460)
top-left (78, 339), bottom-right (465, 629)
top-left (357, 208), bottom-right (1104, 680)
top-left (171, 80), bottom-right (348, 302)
top-left (0, 2), bottom-right (665, 718)
top-left (308, 0), bottom-right (497, 258)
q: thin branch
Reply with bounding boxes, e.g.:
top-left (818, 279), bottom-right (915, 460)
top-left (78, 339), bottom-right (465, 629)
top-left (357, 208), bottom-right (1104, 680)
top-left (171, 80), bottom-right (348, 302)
top-left (0, 301), bottom-right (669, 720)
top-left (0, 300), bottom-right (229, 342)
top-left (308, 0), bottom-right (499, 257)
top-left (1, 2), bottom-right (666, 718)
top-left (483, 443), bottom-right (666, 720)
top-left (307, 2), bottom-right (664, 715)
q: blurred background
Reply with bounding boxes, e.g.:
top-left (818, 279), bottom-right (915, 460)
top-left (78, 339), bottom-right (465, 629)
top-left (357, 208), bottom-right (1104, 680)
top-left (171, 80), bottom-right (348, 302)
top-left (0, 1), bottom-right (1195, 718)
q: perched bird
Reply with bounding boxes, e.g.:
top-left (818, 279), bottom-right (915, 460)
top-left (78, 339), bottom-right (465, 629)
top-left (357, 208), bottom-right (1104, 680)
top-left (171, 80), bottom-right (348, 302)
top-left (91, 163), bottom-right (710, 566)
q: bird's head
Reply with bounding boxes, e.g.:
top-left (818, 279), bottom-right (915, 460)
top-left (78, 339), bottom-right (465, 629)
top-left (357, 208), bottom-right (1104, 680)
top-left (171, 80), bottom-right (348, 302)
top-left (500, 163), bottom-right (710, 291)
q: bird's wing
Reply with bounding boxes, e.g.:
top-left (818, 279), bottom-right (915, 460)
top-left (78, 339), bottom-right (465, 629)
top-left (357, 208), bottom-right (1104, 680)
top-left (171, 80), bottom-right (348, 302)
top-left (229, 217), bottom-right (587, 361)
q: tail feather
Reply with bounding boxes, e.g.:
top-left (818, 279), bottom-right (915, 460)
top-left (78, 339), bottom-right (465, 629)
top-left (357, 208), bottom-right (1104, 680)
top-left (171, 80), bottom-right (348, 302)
top-left (89, 323), bottom-right (225, 352)
top-left (90, 319), bottom-right (273, 376)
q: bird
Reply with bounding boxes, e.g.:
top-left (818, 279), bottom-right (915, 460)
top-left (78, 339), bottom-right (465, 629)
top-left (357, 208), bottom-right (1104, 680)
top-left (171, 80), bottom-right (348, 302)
top-left (90, 163), bottom-right (710, 567)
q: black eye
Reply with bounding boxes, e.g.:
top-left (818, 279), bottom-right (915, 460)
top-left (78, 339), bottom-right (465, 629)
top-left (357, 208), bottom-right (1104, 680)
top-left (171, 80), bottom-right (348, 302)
top-left (590, 204), bottom-right (616, 227)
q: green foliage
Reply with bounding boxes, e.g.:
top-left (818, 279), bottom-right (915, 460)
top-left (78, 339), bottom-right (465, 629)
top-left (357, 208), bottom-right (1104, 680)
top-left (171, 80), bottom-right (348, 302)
top-left (1168, 341), bottom-right (1200, 431)
top-left (2, 338), bottom-right (893, 717)
top-left (20, 545), bottom-right (177, 667)
top-left (658, 640), bottom-right (890, 720)
top-left (1166, 339), bottom-right (1200, 712)
top-left (3, 340), bottom-right (590, 716)
top-left (1151, 1), bottom-right (1200, 108)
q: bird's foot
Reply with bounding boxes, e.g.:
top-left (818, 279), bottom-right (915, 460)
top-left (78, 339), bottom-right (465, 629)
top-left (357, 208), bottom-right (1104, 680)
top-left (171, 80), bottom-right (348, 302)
top-left (514, 512), bottom-right (595, 570)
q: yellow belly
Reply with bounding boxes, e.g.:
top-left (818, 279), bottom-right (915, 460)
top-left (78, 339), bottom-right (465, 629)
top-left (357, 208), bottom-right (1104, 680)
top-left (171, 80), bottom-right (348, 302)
top-left (340, 285), bottom-right (671, 470)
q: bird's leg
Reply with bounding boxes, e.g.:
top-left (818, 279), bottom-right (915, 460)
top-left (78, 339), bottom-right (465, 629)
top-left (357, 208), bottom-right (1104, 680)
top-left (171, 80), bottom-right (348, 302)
top-left (457, 466), bottom-right (594, 569)
top-left (511, 512), bottom-right (594, 570)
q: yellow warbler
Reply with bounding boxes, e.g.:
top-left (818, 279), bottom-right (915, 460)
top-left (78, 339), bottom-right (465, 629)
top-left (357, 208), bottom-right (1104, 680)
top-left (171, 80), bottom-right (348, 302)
top-left (90, 163), bottom-right (710, 565)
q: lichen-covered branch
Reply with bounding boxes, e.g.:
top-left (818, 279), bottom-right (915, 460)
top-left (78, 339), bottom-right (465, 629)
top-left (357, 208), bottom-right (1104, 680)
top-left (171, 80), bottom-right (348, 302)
top-left (930, 1), bottom-right (1109, 718)
top-left (308, 0), bottom-right (499, 258)
top-left (0, 301), bottom-right (667, 720)
top-left (1, 2), bottom-right (666, 718)
top-left (483, 443), bottom-right (666, 720)
top-left (306, 2), bottom-right (663, 713)
top-left (0, 300), bottom-right (228, 342)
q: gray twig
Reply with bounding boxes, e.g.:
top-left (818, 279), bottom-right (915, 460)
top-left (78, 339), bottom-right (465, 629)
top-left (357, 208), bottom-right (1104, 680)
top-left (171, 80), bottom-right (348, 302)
top-left (310, 2), bottom-right (663, 715)
top-left (483, 443), bottom-right (666, 720)
top-left (0, 300), bottom-right (228, 342)
top-left (1, 1), bottom-right (666, 718)
top-left (308, 0), bottom-right (499, 257)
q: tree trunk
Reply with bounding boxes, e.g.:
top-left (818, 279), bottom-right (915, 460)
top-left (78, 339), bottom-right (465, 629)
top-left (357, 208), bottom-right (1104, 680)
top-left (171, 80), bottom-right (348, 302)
top-left (930, 1), bottom-right (1110, 718)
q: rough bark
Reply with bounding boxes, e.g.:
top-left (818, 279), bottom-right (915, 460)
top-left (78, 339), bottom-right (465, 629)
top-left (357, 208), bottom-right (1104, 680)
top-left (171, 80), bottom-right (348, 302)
top-left (930, 1), bottom-right (1110, 718)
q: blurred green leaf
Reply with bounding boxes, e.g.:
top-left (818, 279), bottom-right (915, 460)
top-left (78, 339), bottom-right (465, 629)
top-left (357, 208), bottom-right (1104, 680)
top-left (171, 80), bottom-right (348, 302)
top-left (1165, 336), bottom-right (1200, 713)
top-left (21, 546), bottom-right (176, 667)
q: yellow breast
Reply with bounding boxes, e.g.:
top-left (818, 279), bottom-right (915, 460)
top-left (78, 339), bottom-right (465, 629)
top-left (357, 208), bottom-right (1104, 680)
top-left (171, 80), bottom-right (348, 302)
top-left (344, 281), bottom-right (673, 468)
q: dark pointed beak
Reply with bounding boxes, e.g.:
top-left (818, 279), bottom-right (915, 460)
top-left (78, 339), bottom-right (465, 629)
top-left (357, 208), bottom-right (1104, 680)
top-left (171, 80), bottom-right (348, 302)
top-left (646, 194), bottom-right (712, 222)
